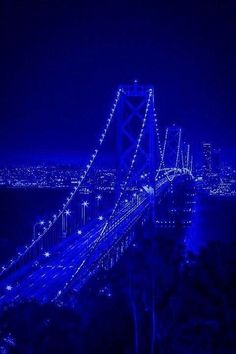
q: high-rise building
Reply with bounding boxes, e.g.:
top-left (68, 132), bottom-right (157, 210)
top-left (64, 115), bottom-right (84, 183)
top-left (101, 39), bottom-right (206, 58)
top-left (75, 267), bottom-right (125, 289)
top-left (212, 148), bottom-right (221, 173)
top-left (201, 142), bottom-right (212, 174)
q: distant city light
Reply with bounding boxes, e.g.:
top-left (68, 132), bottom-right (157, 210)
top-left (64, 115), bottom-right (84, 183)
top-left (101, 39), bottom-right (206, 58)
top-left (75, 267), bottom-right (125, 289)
top-left (44, 252), bottom-right (50, 258)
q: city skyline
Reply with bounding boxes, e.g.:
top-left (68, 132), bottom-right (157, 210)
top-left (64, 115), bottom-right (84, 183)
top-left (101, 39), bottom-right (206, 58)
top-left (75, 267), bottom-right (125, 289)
top-left (1, 137), bottom-right (235, 168)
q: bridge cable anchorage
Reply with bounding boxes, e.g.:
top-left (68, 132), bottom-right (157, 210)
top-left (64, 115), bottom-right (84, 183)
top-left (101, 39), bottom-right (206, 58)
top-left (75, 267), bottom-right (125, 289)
top-left (0, 88), bottom-right (124, 278)
top-left (51, 89), bottom-right (153, 302)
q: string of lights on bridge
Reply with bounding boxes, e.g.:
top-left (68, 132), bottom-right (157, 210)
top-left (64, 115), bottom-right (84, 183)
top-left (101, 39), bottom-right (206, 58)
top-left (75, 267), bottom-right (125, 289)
top-left (0, 88), bottom-right (124, 277)
top-left (52, 88), bottom-right (154, 301)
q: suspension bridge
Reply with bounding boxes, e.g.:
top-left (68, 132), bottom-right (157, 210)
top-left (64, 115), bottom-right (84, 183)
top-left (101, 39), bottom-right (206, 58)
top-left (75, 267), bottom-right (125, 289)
top-left (0, 82), bottom-right (194, 306)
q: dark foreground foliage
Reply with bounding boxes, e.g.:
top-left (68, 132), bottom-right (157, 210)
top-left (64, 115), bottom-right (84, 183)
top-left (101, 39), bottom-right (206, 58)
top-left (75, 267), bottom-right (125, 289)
top-left (0, 239), bottom-right (235, 354)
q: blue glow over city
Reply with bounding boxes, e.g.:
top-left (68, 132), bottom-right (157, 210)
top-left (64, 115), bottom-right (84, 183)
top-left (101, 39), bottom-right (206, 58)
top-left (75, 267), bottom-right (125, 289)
top-left (0, 1), bottom-right (236, 353)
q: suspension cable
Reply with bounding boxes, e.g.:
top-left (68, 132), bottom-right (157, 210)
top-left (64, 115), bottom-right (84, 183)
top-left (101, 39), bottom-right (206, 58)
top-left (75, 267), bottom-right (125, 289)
top-left (0, 88), bottom-right (124, 278)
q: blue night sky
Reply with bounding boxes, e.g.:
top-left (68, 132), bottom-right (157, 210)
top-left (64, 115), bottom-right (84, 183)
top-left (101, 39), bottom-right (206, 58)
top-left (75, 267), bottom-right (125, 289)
top-left (0, 0), bottom-right (236, 165)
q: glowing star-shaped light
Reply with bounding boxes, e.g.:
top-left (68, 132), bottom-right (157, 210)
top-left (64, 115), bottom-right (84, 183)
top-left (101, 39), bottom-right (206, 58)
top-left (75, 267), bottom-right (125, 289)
top-left (39, 220), bottom-right (45, 226)
top-left (6, 285), bottom-right (12, 291)
top-left (77, 230), bottom-right (82, 235)
top-left (96, 195), bottom-right (102, 200)
top-left (98, 216), bottom-right (104, 221)
top-left (82, 201), bottom-right (89, 207)
top-left (44, 252), bottom-right (50, 258)
top-left (65, 209), bottom-right (71, 216)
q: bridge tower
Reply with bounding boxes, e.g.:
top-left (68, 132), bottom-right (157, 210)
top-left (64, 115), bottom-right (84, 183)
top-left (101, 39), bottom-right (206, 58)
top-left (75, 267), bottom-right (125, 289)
top-left (163, 124), bottom-right (182, 170)
top-left (116, 81), bottom-right (157, 193)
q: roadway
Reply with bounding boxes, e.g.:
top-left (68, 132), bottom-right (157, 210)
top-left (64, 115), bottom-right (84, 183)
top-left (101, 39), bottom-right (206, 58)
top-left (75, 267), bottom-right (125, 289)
top-left (0, 193), bottom-right (150, 305)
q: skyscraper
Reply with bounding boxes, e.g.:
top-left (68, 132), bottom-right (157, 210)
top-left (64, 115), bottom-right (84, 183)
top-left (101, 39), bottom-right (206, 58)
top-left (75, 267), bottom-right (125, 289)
top-left (212, 148), bottom-right (221, 173)
top-left (202, 142), bottom-right (212, 174)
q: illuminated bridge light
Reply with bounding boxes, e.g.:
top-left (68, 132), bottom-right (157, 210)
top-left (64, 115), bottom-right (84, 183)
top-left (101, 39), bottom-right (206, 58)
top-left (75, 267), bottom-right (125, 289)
top-left (98, 215), bottom-right (104, 221)
top-left (6, 285), bottom-right (12, 291)
top-left (44, 252), bottom-right (50, 258)
top-left (77, 230), bottom-right (82, 235)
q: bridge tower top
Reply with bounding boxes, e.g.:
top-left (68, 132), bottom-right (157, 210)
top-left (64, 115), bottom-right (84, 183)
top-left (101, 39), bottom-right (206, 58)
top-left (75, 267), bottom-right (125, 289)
top-left (116, 81), bottom-right (157, 192)
top-left (119, 80), bottom-right (154, 97)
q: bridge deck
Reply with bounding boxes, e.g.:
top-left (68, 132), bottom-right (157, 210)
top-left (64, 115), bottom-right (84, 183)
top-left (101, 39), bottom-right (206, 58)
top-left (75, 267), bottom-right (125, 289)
top-left (0, 172), bottom-right (191, 305)
top-left (0, 195), bottom-right (149, 305)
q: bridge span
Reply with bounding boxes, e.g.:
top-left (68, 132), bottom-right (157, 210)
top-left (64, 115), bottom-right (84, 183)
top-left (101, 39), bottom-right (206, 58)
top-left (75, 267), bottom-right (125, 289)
top-left (0, 171), bottom-right (192, 305)
top-left (0, 83), bottom-right (194, 306)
